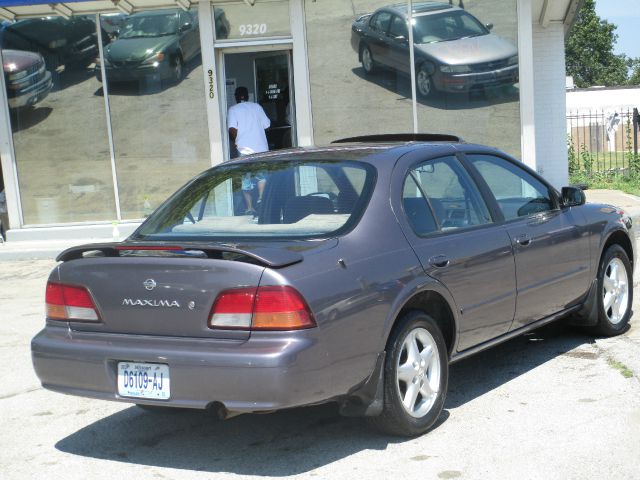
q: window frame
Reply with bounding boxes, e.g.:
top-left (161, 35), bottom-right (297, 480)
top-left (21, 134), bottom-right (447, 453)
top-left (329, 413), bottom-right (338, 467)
top-left (400, 154), bottom-right (497, 238)
top-left (130, 159), bottom-right (378, 243)
top-left (458, 151), bottom-right (562, 225)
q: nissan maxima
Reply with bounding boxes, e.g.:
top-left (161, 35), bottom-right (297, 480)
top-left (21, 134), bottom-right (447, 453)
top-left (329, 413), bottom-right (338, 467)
top-left (351, 3), bottom-right (519, 98)
top-left (32, 135), bottom-right (633, 436)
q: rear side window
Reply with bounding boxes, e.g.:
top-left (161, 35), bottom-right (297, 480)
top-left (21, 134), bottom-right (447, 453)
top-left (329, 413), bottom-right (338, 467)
top-left (133, 160), bottom-right (375, 241)
top-left (403, 156), bottom-right (491, 234)
top-left (466, 155), bottom-right (554, 220)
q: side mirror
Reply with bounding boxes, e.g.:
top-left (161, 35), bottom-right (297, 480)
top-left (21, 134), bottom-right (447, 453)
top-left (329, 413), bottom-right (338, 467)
top-left (485, 23), bottom-right (494, 31)
top-left (180, 22), bottom-right (191, 32)
top-left (561, 186), bottom-right (586, 208)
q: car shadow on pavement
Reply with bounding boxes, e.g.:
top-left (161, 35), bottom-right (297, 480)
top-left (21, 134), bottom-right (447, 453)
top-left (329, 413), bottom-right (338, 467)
top-left (55, 323), bottom-right (590, 475)
top-left (9, 106), bottom-right (52, 133)
top-left (351, 67), bottom-right (519, 111)
top-left (446, 323), bottom-right (594, 409)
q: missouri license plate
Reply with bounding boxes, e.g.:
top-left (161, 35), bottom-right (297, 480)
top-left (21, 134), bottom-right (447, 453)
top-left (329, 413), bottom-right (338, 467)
top-left (117, 362), bottom-right (170, 400)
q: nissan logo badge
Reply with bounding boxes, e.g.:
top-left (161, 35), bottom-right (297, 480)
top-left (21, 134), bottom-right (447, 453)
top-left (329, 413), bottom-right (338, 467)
top-left (143, 279), bottom-right (157, 291)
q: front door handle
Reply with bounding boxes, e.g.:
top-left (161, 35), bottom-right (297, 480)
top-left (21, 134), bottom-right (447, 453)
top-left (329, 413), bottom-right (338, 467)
top-left (515, 234), bottom-right (532, 247)
top-left (429, 254), bottom-right (450, 268)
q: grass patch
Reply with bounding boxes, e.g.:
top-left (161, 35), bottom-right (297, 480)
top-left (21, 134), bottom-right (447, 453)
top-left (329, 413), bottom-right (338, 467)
top-left (607, 358), bottom-right (634, 378)
top-left (570, 174), bottom-right (640, 197)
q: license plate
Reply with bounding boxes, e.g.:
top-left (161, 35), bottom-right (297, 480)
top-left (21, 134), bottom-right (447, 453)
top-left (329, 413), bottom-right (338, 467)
top-left (117, 362), bottom-right (170, 400)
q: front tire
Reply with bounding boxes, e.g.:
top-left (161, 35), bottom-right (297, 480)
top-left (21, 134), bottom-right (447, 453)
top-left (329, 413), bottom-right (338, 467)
top-left (369, 311), bottom-right (448, 436)
top-left (417, 64), bottom-right (435, 98)
top-left (170, 55), bottom-right (184, 84)
top-left (361, 45), bottom-right (376, 75)
top-left (593, 244), bottom-right (633, 336)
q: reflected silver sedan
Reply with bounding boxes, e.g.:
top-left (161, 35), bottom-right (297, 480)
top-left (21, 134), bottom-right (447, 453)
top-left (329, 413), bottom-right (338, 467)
top-left (351, 3), bottom-right (519, 97)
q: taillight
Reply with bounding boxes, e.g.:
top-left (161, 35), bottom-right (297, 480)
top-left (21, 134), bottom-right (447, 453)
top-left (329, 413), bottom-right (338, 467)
top-left (45, 282), bottom-right (100, 322)
top-left (209, 286), bottom-right (316, 331)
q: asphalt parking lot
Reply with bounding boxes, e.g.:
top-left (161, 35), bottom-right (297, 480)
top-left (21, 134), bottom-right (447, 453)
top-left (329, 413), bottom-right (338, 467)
top-left (1, 251), bottom-right (639, 479)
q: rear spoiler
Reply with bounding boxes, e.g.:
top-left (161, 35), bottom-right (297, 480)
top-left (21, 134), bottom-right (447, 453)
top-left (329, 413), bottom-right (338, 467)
top-left (56, 242), bottom-right (303, 268)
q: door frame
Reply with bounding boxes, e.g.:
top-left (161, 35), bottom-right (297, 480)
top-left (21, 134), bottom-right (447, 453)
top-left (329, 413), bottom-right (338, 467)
top-left (217, 44), bottom-right (294, 161)
top-left (198, 0), bottom-right (313, 169)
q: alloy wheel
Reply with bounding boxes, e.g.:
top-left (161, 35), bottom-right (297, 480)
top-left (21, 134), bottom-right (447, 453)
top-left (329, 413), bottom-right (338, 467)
top-left (602, 257), bottom-right (629, 324)
top-left (395, 327), bottom-right (441, 418)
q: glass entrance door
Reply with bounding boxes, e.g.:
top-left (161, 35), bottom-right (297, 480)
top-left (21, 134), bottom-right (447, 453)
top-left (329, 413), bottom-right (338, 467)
top-left (222, 49), bottom-right (295, 160)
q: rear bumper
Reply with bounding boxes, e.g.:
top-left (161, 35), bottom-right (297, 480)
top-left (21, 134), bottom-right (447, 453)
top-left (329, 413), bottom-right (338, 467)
top-left (31, 325), bottom-right (332, 412)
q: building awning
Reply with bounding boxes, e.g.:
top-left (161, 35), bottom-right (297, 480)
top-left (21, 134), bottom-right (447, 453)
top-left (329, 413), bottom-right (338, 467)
top-left (0, 0), bottom-right (205, 20)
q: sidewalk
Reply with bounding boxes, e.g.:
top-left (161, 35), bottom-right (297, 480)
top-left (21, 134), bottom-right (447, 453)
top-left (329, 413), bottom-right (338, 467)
top-left (1, 189), bottom-right (640, 261)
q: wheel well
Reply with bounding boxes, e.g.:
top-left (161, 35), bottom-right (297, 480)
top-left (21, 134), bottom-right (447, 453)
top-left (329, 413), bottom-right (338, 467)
top-left (395, 290), bottom-right (456, 356)
top-left (603, 230), bottom-right (634, 270)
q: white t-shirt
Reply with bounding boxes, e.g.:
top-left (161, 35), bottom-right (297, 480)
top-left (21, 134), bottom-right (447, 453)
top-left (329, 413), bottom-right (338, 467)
top-left (228, 101), bottom-right (271, 153)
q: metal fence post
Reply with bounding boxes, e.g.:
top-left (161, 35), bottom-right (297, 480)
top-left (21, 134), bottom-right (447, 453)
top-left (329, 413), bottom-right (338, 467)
top-left (634, 107), bottom-right (639, 158)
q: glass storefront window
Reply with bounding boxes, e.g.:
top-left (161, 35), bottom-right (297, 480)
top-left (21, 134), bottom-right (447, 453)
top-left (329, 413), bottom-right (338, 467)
top-left (2, 14), bottom-right (116, 224)
top-left (304, 0), bottom-right (414, 145)
top-left (413, 0), bottom-right (521, 157)
top-left (99, 7), bottom-right (211, 219)
top-left (213, 0), bottom-right (291, 41)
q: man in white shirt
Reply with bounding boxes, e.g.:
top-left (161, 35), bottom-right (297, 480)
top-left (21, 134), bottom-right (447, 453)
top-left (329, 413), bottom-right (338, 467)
top-left (228, 86), bottom-right (271, 156)
top-left (228, 86), bottom-right (271, 214)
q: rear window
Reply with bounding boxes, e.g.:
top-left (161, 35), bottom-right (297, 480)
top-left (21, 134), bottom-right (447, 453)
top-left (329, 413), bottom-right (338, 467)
top-left (132, 160), bottom-right (376, 241)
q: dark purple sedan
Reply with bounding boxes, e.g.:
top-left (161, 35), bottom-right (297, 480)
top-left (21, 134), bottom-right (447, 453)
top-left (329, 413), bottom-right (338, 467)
top-left (31, 135), bottom-right (634, 436)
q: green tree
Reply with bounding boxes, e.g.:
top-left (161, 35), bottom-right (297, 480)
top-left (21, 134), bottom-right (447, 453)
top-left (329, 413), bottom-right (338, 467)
top-left (629, 58), bottom-right (640, 86)
top-left (565, 0), bottom-right (629, 87)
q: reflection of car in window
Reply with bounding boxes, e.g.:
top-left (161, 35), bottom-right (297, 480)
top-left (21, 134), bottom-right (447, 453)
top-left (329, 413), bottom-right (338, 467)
top-left (351, 2), bottom-right (519, 98)
top-left (96, 9), bottom-right (201, 86)
top-left (1, 16), bottom-right (105, 73)
top-left (2, 49), bottom-right (53, 110)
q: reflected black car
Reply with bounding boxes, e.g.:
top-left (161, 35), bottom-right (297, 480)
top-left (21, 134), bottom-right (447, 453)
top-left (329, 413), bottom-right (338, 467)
top-left (1, 16), bottom-right (103, 72)
top-left (31, 135), bottom-right (634, 437)
top-left (351, 2), bottom-right (519, 97)
top-left (96, 9), bottom-right (200, 85)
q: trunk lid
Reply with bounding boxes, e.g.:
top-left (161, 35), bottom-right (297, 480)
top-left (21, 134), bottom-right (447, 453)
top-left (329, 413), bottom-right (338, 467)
top-left (57, 256), bottom-right (265, 340)
top-left (53, 239), bottom-right (336, 340)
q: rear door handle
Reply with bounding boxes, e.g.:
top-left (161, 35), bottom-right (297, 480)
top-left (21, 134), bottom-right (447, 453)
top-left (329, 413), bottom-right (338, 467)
top-left (429, 254), bottom-right (450, 268)
top-left (514, 234), bottom-right (532, 247)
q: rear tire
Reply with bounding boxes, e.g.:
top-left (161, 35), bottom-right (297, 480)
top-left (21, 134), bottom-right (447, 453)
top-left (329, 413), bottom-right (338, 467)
top-left (592, 244), bottom-right (633, 336)
top-left (369, 311), bottom-right (448, 436)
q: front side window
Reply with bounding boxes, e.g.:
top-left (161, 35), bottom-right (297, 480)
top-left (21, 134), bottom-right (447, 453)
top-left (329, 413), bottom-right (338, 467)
top-left (404, 156), bottom-right (491, 233)
top-left (389, 15), bottom-right (408, 38)
top-left (133, 160), bottom-right (375, 241)
top-left (466, 155), bottom-right (554, 220)
top-left (370, 12), bottom-right (392, 33)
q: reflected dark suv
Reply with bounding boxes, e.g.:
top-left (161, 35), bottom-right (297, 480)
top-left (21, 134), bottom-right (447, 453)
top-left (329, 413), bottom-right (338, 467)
top-left (351, 2), bottom-right (519, 97)
top-left (2, 49), bottom-right (52, 109)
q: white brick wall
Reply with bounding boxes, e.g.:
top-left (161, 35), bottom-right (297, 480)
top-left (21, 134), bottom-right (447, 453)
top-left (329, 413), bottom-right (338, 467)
top-left (532, 22), bottom-right (569, 188)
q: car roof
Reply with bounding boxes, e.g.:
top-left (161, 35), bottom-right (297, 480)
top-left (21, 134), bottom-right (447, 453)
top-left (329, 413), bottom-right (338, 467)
top-left (383, 2), bottom-right (457, 16)
top-left (221, 141), bottom-right (497, 167)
